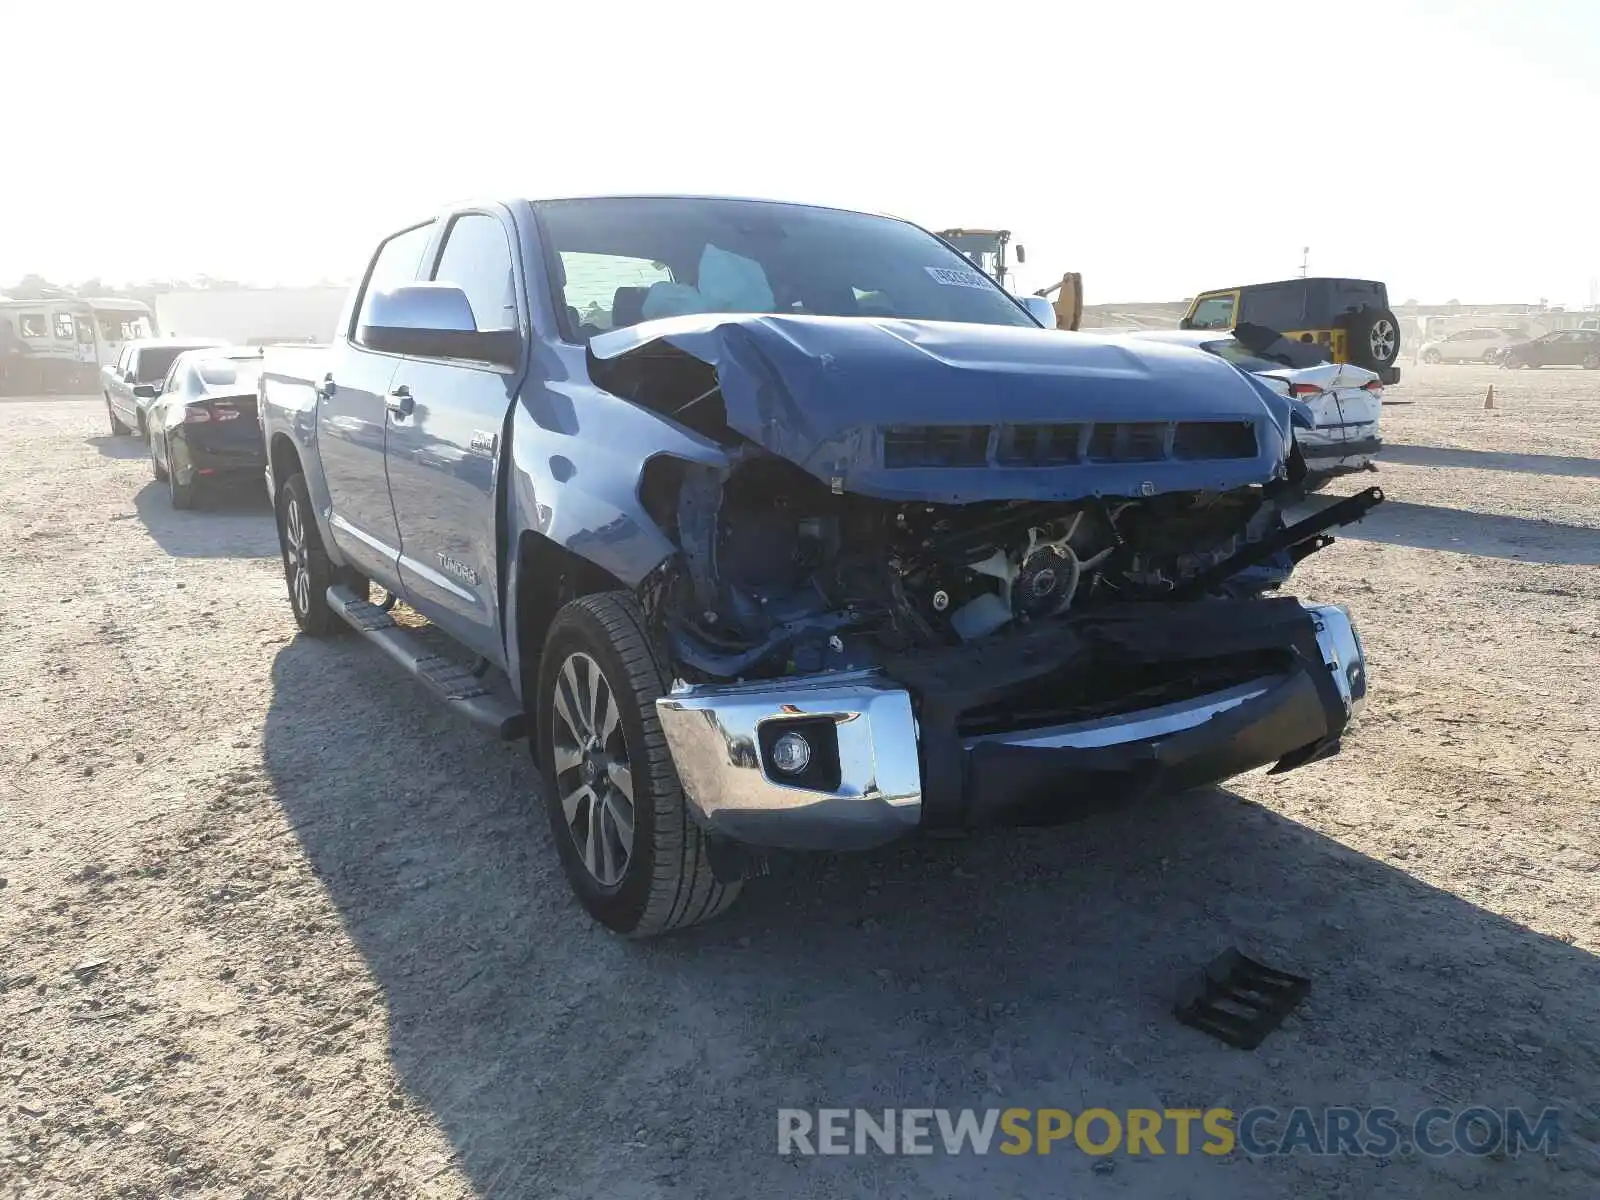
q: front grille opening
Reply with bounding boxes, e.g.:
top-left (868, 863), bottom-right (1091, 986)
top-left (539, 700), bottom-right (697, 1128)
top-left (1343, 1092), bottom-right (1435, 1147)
top-left (1087, 422), bottom-right (1167, 463)
top-left (956, 651), bottom-right (1290, 738)
top-left (996, 423), bottom-right (1082, 466)
top-left (1173, 420), bottom-right (1257, 460)
top-left (883, 425), bottom-right (990, 469)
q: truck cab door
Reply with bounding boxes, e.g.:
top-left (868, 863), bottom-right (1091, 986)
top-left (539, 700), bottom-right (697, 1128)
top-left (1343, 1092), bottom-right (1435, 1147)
top-left (318, 221), bottom-right (436, 586)
top-left (384, 211), bottom-right (522, 664)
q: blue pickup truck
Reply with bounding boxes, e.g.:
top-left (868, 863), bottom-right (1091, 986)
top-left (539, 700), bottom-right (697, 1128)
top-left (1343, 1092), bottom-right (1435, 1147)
top-left (259, 196), bottom-right (1376, 936)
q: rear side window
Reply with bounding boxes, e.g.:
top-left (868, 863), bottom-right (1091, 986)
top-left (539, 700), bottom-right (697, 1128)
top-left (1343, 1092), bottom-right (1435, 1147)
top-left (431, 213), bottom-right (518, 333)
top-left (1240, 283), bottom-right (1309, 331)
top-left (135, 346), bottom-right (186, 382)
top-left (1337, 281), bottom-right (1387, 310)
top-left (352, 222), bottom-right (436, 347)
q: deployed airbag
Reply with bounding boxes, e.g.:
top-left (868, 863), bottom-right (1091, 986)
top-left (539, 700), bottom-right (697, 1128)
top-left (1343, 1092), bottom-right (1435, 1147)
top-left (640, 244), bottom-right (776, 321)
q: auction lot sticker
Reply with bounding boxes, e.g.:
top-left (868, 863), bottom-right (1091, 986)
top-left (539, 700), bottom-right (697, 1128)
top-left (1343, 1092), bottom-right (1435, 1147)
top-left (925, 266), bottom-right (992, 288)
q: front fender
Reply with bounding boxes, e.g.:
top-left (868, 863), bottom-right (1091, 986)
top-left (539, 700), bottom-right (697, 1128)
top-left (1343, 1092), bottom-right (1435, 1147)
top-left (501, 382), bottom-right (729, 697)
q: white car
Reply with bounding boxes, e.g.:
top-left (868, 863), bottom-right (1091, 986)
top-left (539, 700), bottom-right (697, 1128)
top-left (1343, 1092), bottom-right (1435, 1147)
top-left (1418, 327), bottom-right (1519, 364)
top-left (1117, 329), bottom-right (1382, 484)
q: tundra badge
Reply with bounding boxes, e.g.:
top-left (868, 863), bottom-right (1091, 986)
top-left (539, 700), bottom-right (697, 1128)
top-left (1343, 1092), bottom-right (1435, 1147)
top-left (437, 553), bottom-right (480, 586)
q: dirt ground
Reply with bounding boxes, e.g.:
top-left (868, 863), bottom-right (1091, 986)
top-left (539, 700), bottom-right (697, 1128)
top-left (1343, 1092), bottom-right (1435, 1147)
top-left (2, 364), bottom-right (1597, 1199)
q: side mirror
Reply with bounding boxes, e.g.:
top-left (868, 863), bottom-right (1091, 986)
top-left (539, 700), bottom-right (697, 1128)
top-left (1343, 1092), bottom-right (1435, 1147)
top-left (132, 383), bottom-right (157, 399)
top-left (1015, 244), bottom-right (1026, 264)
top-left (358, 284), bottom-right (521, 369)
top-left (1021, 295), bottom-right (1057, 329)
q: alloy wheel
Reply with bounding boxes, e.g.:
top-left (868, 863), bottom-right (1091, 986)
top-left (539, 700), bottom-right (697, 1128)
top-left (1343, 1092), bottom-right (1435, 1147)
top-left (283, 496), bottom-right (311, 617)
top-left (549, 651), bottom-right (636, 887)
top-left (1369, 319), bottom-right (1398, 362)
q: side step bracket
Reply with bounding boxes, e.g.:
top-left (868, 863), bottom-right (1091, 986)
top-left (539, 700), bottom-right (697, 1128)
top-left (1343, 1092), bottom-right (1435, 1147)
top-left (326, 584), bottom-right (525, 740)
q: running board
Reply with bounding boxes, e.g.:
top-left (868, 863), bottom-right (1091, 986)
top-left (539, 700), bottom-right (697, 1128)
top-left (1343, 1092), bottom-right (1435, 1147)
top-left (326, 584), bottom-right (525, 741)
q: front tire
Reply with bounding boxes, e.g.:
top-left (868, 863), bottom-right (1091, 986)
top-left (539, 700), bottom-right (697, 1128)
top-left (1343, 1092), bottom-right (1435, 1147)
top-left (149, 429), bottom-right (168, 481)
top-left (275, 473), bottom-right (348, 637)
top-left (537, 592), bottom-right (740, 937)
top-left (106, 397), bottom-right (130, 435)
top-left (1421, 348), bottom-right (1442, 364)
top-left (1583, 353), bottom-right (1600, 370)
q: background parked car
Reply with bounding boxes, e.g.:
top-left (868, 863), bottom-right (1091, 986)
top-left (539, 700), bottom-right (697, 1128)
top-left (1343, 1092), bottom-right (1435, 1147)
top-left (1499, 329), bottom-right (1600, 370)
top-left (103, 337), bottom-right (224, 436)
top-left (146, 348), bottom-right (266, 509)
top-left (1418, 327), bottom-right (1520, 364)
top-left (1121, 329), bottom-right (1383, 486)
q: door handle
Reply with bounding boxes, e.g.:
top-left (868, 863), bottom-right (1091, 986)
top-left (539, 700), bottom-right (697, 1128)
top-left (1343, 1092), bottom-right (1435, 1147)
top-left (315, 372), bottom-right (337, 401)
top-left (386, 385), bottom-right (415, 418)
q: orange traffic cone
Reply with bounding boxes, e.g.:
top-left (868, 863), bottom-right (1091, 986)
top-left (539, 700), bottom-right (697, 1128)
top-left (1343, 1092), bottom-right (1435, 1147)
top-left (1484, 385), bottom-right (1496, 409)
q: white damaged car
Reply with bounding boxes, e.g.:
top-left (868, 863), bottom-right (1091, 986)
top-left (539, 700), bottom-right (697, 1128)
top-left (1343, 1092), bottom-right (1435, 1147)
top-left (1118, 327), bottom-right (1382, 487)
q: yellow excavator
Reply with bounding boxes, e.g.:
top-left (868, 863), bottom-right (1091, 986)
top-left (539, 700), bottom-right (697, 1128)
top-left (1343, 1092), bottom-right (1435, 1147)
top-left (937, 228), bottom-right (1082, 331)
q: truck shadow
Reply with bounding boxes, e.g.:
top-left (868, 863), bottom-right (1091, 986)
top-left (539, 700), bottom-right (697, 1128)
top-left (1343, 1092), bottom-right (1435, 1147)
top-left (261, 642), bottom-right (1600, 1198)
top-left (1379, 444), bottom-right (1600, 480)
top-left (1295, 495), bottom-right (1600, 566)
top-left (132, 480), bottom-right (277, 559)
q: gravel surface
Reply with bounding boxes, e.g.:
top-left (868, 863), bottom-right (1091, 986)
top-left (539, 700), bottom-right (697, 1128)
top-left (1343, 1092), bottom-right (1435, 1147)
top-left (2, 365), bottom-right (1597, 1198)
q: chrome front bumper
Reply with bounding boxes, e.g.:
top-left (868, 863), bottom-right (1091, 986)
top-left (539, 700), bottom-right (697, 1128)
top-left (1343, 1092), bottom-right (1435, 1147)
top-left (656, 671), bottom-right (922, 851)
top-left (655, 602), bottom-right (1366, 851)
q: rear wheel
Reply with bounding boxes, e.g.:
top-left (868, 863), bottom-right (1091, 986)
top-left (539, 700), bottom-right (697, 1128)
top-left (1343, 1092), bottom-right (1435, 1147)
top-left (275, 473), bottom-right (349, 637)
top-left (1583, 353), bottom-right (1600, 370)
top-left (168, 451), bottom-right (197, 509)
top-left (1421, 348), bottom-right (1442, 364)
top-left (537, 592), bottom-right (740, 937)
top-left (149, 427), bottom-right (168, 481)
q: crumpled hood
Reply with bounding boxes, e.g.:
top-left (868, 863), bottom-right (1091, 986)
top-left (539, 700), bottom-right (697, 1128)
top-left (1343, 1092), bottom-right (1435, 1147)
top-left (590, 313), bottom-right (1295, 503)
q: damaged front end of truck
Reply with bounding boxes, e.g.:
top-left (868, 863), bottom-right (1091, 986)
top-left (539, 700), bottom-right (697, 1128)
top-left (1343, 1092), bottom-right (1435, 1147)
top-left (584, 314), bottom-right (1377, 851)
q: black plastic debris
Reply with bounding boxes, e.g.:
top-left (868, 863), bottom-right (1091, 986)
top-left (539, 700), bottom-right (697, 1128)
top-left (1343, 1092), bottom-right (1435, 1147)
top-left (1174, 948), bottom-right (1310, 1050)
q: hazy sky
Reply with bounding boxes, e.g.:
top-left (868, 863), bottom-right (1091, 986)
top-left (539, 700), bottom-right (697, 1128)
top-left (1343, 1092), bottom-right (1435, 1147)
top-left (5, 0), bottom-right (1597, 304)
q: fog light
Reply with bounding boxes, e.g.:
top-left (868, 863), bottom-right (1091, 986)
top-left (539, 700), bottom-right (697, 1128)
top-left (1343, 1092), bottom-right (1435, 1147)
top-left (770, 731), bottom-right (812, 774)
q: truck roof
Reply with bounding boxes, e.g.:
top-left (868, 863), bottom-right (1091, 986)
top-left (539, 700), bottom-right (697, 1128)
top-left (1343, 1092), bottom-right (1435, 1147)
top-left (520, 193), bottom-right (908, 223)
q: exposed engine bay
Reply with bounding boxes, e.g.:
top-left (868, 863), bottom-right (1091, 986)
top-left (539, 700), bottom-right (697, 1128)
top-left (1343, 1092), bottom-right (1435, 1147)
top-left (594, 312), bottom-right (1385, 684)
top-left (645, 452), bottom-right (1312, 681)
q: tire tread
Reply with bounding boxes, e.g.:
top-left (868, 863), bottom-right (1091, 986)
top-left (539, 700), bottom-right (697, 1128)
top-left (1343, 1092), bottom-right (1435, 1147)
top-left (550, 592), bottom-right (739, 936)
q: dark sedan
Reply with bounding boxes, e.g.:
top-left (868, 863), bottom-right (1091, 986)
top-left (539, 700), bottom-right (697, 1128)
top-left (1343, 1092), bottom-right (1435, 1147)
top-left (1500, 329), bottom-right (1600, 370)
top-left (147, 349), bottom-right (266, 508)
